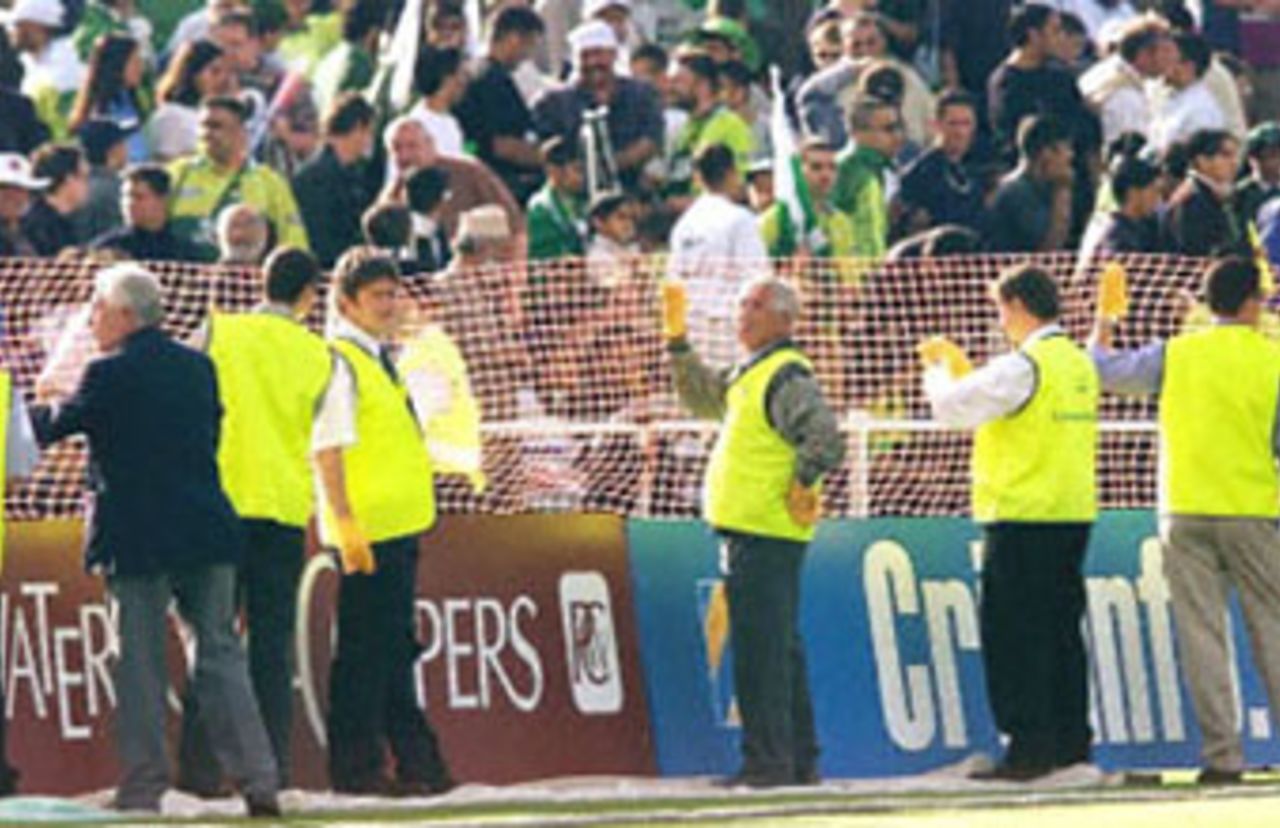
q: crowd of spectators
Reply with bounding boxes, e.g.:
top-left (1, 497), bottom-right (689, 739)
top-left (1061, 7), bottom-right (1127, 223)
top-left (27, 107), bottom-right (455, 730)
top-left (0, 0), bottom-right (1279, 292)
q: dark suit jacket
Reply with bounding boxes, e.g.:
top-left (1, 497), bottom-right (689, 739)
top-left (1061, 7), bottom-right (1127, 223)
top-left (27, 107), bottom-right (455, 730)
top-left (31, 327), bottom-right (243, 576)
top-left (291, 145), bottom-right (372, 268)
top-left (1160, 176), bottom-right (1251, 258)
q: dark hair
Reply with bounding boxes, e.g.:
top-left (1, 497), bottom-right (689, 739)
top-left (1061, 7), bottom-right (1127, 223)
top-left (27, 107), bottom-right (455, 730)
top-left (335, 246), bottom-right (401, 299)
top-left (1204, 257), bottom-right (1262, 315)
top-left (1009, 4), bottom-right (1057, 47)
top-left (1172, 31), bottom-right (1211, 77)
top-left (1110, 154), bottom-right (1160, 202)
top-left (342, 0), bottom-right (388, 44)
top-left (68, 33), bottom-right (140, 132)
top-left (993, 263), bottom-right (1060, 320)
top-left (678, 52), bottom-right (720, 86)
top-left (157, 38), bottom-right (224, 107)
top-left (1060, 12), bottom-right (1086, 37)
top-left (858, 62), bottom-right (905, 106)
top-left (1017, 115), bottom-right (1070, 160)
top-left (1106, 131), bottom-right (1148, 164)
top-left (362, 202), bottom-right (412, 248)
top-left (214, 8), bottom-right (259, 37)
top-left (935, 88), bottom-right (977, 119)
top-left (415, 46), bottom-right (465, 97)
top-left (1161, 2), bottom-right (1195, 33)
top-left (405, 166), bottom-right (449, 214)
top-left (430, 0), bottom-right (465, 27)
top-left (490, 5), bottom-right (544, 40)
top-left (31, 143), bottom-right (84, 191)
top-left (588, 191), bottom-right (629, 224)
top-left (1118, 17), bottom-right (1169, 63)
top-left (324, 91), bottom-right (375, 137)
top-left (1161, 139), bottom-right (1191, 181)
top-left (263, 246), bottom-right (321, 304)
top-left (717, 59), bottom-right (752, 89)
top-left (694, 143), bottom-right (736, 189)
top-left (1186, 128), bottom-right (1236, 161)
top-left (123, 163), bottom-right (171, 197)
top-left (540, 135), bottom-right (578, 167)
top-left (631, 42), bottom-right (668, 72)
top-left (204, 94), bottom-right (251, 123)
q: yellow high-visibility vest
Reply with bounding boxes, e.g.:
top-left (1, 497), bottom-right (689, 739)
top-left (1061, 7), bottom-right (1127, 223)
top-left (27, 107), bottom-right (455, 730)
top-left (703, 347), bottom-right (818, 542)
top-left (208, 312), bottom-right (332, 527)
top-left (320, 338), bottom-right (436, 544)
top-left (971, 334), bottom-right (1098, 523)
top-left (1160, 325), bottom-right (1280, 517)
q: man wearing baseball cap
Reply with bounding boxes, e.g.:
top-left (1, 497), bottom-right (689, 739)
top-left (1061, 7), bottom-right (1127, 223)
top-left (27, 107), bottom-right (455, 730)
top-left (1237, 122), bottom-right (1280, 226)
top-left (4, 0), bottom-right (84, 140)
top-left (0, 152), bottom-right (47, 256)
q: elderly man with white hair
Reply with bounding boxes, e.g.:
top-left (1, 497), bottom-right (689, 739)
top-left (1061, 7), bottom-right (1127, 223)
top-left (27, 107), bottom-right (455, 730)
top-left (531, 19), bottom-right (663, 190)
top-left (663, 274), bottom-right (845, 789)
top-left (31, 265), bottom-right (281, 816)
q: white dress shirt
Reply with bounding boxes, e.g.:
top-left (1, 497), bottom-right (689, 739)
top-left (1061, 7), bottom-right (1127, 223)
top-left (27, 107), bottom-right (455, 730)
top-left (1078, 54), bottom-right (1152, 146)
top-left (410, 105), bottom-right (466, 158)
top-left (1151, 80), bottom-right (1227, 154)
top-left (924, 325), bottom-right (1067, 429)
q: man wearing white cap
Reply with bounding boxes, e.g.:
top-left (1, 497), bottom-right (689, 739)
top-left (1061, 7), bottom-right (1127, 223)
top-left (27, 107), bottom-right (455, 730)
top-left (0, 152), bottom-right (47, 256)
top-left (531, 19), bottom-right (663, 191)
top-left (584, 0), bottom-right (637, 74)
top-left (4, 0), bottom-right (85, 138)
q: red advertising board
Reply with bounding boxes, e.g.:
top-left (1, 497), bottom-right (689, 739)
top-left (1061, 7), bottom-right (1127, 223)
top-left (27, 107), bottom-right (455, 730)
top-left (0, 515), bottom-right (655, 794)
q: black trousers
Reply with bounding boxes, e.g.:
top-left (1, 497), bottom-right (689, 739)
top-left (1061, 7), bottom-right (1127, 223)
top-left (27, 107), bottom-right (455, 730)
top-left (980, 522), bottom-right (1093, 771)
top-left (178, 519), bottom-right (305, 789)
top-left (722, 532), bottom-right (818, 780)
top-left (327, 534), bottom-right (449, 789)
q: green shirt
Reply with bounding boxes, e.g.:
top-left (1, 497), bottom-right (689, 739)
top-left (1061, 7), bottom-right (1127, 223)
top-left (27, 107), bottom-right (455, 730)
top-left (527, 185), bottom-right (586, 261)
top-left (759, 202), bottom-right (855, 259)
top-left (72, 3), bottom-right (130, 60)
top-left (312, 42), bottom-right (375, 118)
top-left (832, 144), bottom-right (893, 259)
top-left (278, 12), bottom-right (344, 75)
top-left (168, 155), bottom-right (309, 252)
top-left (668, 106), bottom-right (756, 196)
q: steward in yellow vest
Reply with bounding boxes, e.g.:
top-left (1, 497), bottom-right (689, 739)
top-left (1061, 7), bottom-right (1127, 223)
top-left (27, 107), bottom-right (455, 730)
top-left (665, 276), bottom-right (845, 788)
top-left (313, 248), bottom-right (452, 796)
top-left (1090, 257), bottom-right (1280, 783)
top-left (177, 247), bottom-right (331, 793)
top-left (922, 263), bottom-right (1098, 781)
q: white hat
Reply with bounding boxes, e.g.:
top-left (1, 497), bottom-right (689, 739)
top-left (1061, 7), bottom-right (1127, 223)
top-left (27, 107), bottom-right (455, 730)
top-left (457, 205), bottom-right (511, 243)
top-left (584, 0), bottom-right (632, 19)
top-left (568, 20), bottom-right (619, 57)
top-left (2, 0), bottom-right (65, 28)
top-left (0, 154), bottom-right (48, 190)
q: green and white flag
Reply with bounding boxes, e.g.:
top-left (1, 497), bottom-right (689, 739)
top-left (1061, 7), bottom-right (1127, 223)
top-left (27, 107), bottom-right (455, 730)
top-left (769, 65), bottom-right (821, 254)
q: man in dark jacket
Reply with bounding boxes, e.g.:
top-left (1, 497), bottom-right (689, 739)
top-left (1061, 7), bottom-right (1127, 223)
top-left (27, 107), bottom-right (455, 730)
top-left (291, 91), bottom-right (376, 268)
top-left (30, 264), bottom-right (280, 817)
top-left (1161, 129), bottom-right (1250, 258)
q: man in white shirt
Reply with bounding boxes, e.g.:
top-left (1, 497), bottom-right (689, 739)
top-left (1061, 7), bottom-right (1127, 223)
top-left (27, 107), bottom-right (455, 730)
top-left (1151, 31), bottom-right (1226, 154)
top-left (408, 46), bottom-right (468, 157)
top-left (4, 0), bottom-right (84, 106)
top-left (1078, 14), bottom-right (1171, 146)
top-left (668, 143), bottom-right (769, 368)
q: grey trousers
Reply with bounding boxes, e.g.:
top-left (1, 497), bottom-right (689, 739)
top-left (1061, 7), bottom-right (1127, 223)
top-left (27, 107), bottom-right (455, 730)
top-left (109, 565), bottom-right (278, 810)
top-left (1161, 515), bottom-right (1280, 772)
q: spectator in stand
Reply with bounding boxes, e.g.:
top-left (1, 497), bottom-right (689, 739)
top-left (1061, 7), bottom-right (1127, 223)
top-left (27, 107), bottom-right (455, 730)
top-left (1150, 32), bottom-right (1226, 155)
top-left (0, 27), bottom-right (52, 154)
top-left (406, 47), bottom-right (468, 159)
top-left (66, 33), bottom-right (147, 162)
top-left (527, 135), bottom-right (586, 261)
top-left (146, 39), bottom-right (233, 162)
top-left (291, 91), bottom-right (375, 268)
top-left (1160, 127), bottom-right (1249, 257)
top-left (92, 163), bottom-right (208, 262)
top-left (896, 91), bottom-right (986, 238)
top-left (806, 16), bottom-right (844, 75)
top-left (168, 95), bottom-right (307, 252)
top-left (832, 95), bottom-right (904, 259)
top-left (941, 0), bottom-right (1013, 125)
top-left (585, 191), bottom-right (637, 277)
top-left (72, 0), bottom-right (148, 64)
top-left (665, 51), bottom-right (755, 201)
top-left (985, 115), bottom-right (1075, 253)
top-left (1077, 152), bottom-right (1162, 264)
top-left (6, 0), bottom-right (84, 140)
top-left (216, 202), bottom-right (271, 265)
top-left (311, 0), bottom-right (380, 118)
top-left (74, 117), bottom-right (131, 241)
top-left (167, 0), bottom-right (244, 55)
top-left (404, 166), bottom-right (452, 274)
top-left (1078, 14), bottom-right (1172, 148)
top-left (0, 152), bottom-right (44, 256)
top-left (1237, 122), bottom-right (1280, 227)
top-left (532, 20), bottom-right (663, 192)
top-left (718, 60), bottom-right (770, 160)
top-left (1159, 5), bottom-right (1248, 139)
top-left (382, 116), bottom-right (525, 257)
top-left (760, 137), bottom-right (854, 259)
top-left (1056, 0), bottom-right (1138, 51)
top-left (745, 160), bottom-right (773, 215)
top-left (277, 0), bottom-right (343, 75)
top-left (455, 5), bottom-right (546, 204)
top-left (361, 201), bottom-right (418, 272)
top-left (425, 0), bottom-right (468, 50)
top-left (23, 142), bottom-right (88, 256)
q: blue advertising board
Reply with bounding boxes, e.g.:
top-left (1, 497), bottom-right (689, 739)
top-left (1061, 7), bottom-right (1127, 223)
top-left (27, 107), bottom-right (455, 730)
top-left (627, 513), bottom-right (1280, 777)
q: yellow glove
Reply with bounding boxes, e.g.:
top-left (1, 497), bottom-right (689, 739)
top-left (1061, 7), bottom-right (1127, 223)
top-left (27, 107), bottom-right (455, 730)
top-left (786, 481), bottom-right (821, 528)
top-left (916, 336), bottom-right (973, 378)
top-left (661, 279), bottom-right (688, 341)
top-left (335, 516), bottom-right (376, 575)
top-left (1097, 261), bottom-right (1129, 321)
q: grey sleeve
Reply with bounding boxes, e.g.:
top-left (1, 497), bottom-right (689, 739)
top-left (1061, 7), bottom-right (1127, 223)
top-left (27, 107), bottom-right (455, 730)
top-left (767, 366), bottom-right (847, 487)
top-left (7, 389), bottom-right (39, 479)
top-left (1089, 341), bottom-right (1164, 396)
top-left (669, 341), bottom-right (729, 420)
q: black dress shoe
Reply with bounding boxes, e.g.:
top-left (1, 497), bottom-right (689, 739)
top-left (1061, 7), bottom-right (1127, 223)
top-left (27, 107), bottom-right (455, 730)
top-left (969, 763), bottom-right (1053, 782)
top-left (1196, 767), bottom-right (1244, 785)
top-left (245, 794), bottom-right (282, 818)
top-left (716, 770), bottom-right (793, 789)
